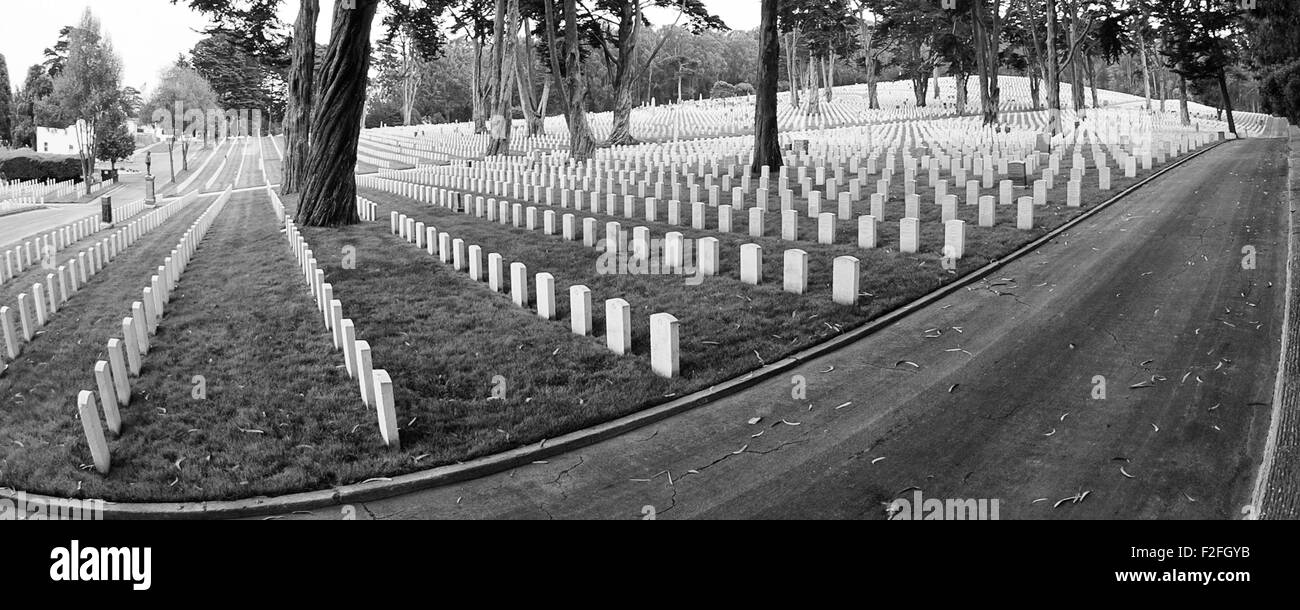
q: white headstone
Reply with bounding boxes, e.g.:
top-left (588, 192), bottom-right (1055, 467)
top-left (1017, 197), bottom-right (1035, 230)
top-left (511, 262), bottom-right (529, 307)
top-left (699, 237), bottom-right (720, 276)
top-left (94, 361), bottom-right (122, 434)
top-left (372, 369), bottom-right (400, 449)
top-left (781, 210), bottom-right (799, 241)
top-left (570, 285), bottom-right (592, 336)
top-left (944, 220), bottom-right (966, 260)
top-left (978, 195), bottom-right (996, 227)
top-left (858, 215), bottom-right (878, 249)
top-left (783, 249), bottom-right (808, 294)
top-left (833, 256), bottom-right (860, 306)
top-left (356, 340), bottom-right (375, 406)
top-left (106, 338), bottom-right (131, 403)
top-left (817, 213), bottom-right (836, 245)
top-left (77, 391), bottom-right (111, 474)
top-left (650, 313), bottom-right (680, 378)
top-left (606, 299), bottom-right (631, 355)
top-left (536, 273), bottom-right (557, 320)
top-left (488, 251), bottom-right (504, 291)
top-left (899, 218), bottom-right (920, 253)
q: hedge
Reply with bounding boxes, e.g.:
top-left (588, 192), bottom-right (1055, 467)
top-left (0, 150), bottom-right (84, 183)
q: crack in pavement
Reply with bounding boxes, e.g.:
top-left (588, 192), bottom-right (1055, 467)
top-left (657, 439), bottom-right (811, 517)
top-left (551, 456), bottom-right (585, 487)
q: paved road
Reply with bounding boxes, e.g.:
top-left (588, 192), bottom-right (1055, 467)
top-left (0, 141), bottom-right (233, 252)
top-left (279, 137), bottom-right (1290, 521)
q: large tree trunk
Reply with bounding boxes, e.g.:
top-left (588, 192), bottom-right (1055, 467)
top-left (1027, 1), bottom-right (1043, 111)
top-left (295, 0), bottom-right (378, 227)
top-left (486, 0), bottom-right (512, 156)
top-left (401, 34), bottom-right (419, 126)
top-left (857, 13), bottom-right (880, 109)
top-left (807, 55), bottom-right (821, 116)
top-left (913, 71), bottom-right (929, 107)
top-left (1029, 66), bottom-right (1041, 110)
top-left (1067, 0), bottom-right (1085, 111)
top-left (546, 0), bottom-right (596, 160)
top-left (1045, 0), bottom-right (1062, 134)
top-left (972, 0), bottom-right (1000, 125)
top-left (825, 53), bottom-right (836, 102)
top-left (1179, 73), bottom-right (1191, 126)
top-left (472, 38), bottom-right (487, 134)
top-left (956, 72), bottom-right (970, 115)
top-left (1138, 35), bottom-right (1152, 111)
top-left (752, 0), bottom-right (782, 173)
top-left (282, 0), bottom-right (318, 195)
top-left (1217, 68), bottom-right (1237, 135)
top-left (1086, 51), bottom-right (1099, 108)
top-left (786, 31), bottom-right (801, 109)
top-left (608, 2), bottom-right (640, 146)
top-left (1157, 68), bottom-right (1166, 111)
top-left (515, 12), bottom-right (546, 137)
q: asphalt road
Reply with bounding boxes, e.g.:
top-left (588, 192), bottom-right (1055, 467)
top-left (280, 137), bottom-right (1290, 521)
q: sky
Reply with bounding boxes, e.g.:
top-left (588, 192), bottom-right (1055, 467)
top-left (0, 0), bottom-right (759, 95)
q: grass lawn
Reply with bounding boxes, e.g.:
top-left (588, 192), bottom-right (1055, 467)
top-left (0, 195), bottom-right (217, 499)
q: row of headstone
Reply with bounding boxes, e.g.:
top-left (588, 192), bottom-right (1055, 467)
top-left (283, 209), bottom-right (399, 449)
top-left (371, 164), bottom-right (1000, 271)
top-left (386, 202), bottom-right (684, 379)
top-left (0, 178), bottom-right (77, 203)
top-left (357, 197), bottom-right (378, 222)
top-left (74, 187), bottom-right (233, 475)
top-left (2, 192), bottom-right (203, 374)
top-left (372, 167), bottom-right (968, 306)
top-left (1, 212), bottom-right (111, 287)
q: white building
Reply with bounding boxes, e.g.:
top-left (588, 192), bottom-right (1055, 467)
top-left (35, 120), bottom-right (95, 156)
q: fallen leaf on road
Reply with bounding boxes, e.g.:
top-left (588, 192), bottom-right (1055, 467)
top-left (871, 457), bottom-right (886, 464)
top-left (1151, 423), bottom-right (1160, 432)
top-left (1045, 429), bottom-right (1056, 437)
top-left (835, 401), bottom-right (853, 410)
top-left (1053, 495), bottom-right (1079, 508)
top-left (1120, 466), bottom-right (1135, 479)
top-left (748, 417), bottom-right (762, 425)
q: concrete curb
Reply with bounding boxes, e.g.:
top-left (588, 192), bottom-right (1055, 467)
top-left (1252, 125), bottom-right (1300, 519)
top-left (0, 138), bottom-right (1231, 519)
top-left (0, 206), bottom-right (48, 219)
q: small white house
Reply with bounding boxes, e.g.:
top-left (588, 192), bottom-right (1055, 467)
top-left (36, 120), bottom-right (95, 156)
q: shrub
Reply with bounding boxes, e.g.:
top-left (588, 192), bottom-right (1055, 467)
top-left (710, 81), bottom-right (740, 99)
top-left (736, 82), bottom-right (756, 96)
top-left (0, 149), bottom-right (83, 183)
top-left (1261, 60), bottom-right (1300, 124)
